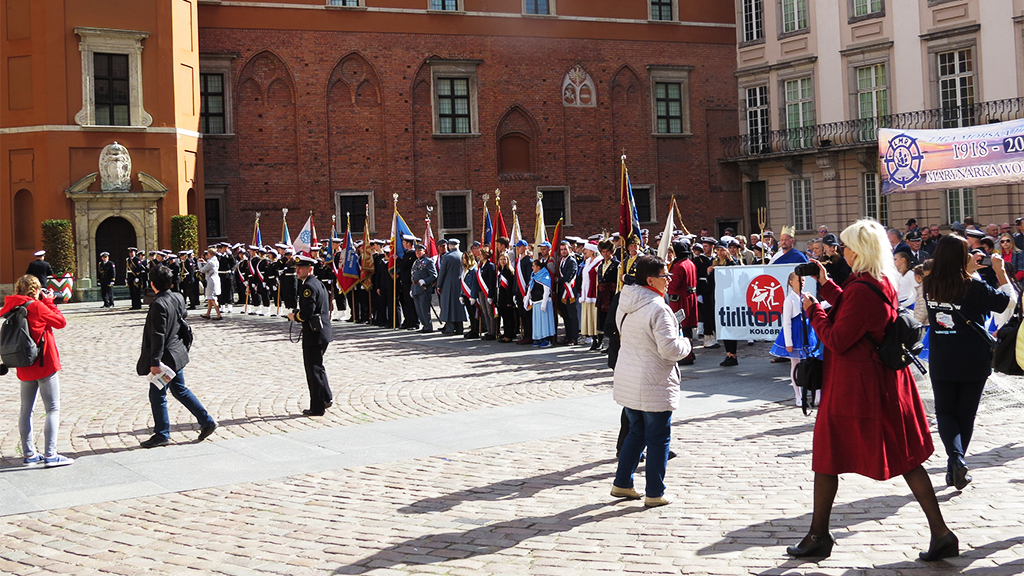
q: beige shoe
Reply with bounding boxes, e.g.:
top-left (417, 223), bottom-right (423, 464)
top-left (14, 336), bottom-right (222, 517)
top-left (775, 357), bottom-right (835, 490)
top-left (644, 494), bottom-right (675, 507)
top-left (610, 486), bottom-right (642, 499)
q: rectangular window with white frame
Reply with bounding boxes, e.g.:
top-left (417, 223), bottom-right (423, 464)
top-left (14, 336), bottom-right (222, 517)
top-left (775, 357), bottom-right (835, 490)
top-left (650, 0), bottom-right (674, 21)
top-left (938, 48), bottom-right (975, 128)
top-left (649, 66), bottom-right (692, 136)
top-left (863, 173), bottom-right (889, 227)
top-left (631, 185), bottom-right (657, 224)
top-left (742, 0), bottom-right (764, 42)
top-left (945, 188), bottom-right (974, 224)
top-left (430, 59), bottom-right (480, 136)
top-left (784, 77), bottom-right (814, 148)
top-left (746, 85), bottom-right (770, 153)
top-left (430, 0), bottom-right (459, 10)
top-left (437, 191), bottom-right (473, 247)
top-left (781, 0), bottom-right (808, 34)
top-left (335, 191), bottom-right (376, 234)
top-left (524, 0), bottom-right (551, 15)
top-left (854, 0), bottom-right (882, 17)
top-left (790, 178), bottom-right (813, 232)
top-left (327, 0), bottom-right (361, 5)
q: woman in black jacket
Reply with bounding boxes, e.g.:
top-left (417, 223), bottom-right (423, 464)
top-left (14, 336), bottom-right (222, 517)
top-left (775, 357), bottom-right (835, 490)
top-left (496, 252), bottom-right (518, 342)
top-left (924, 234), bottom-right (1015, 490)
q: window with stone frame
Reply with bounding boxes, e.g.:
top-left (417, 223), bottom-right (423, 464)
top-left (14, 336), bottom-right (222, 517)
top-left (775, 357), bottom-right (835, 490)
top-left (945, 188), bottom-right (974, 224)
top-left (328, 0), bottom-right (360, 5)
top-left (336, 191), bottom-right (375, 234)
top-left (438, 191), bottom-right (473, 246)
top-left (784, 76), bottom-right (814, 148)
top-left (938, 48), bottom-right (975, 128)
top-left (200, 73), bottom-right (226, 134)
top-left (650, 0), bottom-right (673, 21)
top-left (742, 0), bottom-right (764, 42)
top-left (205, 187), bottom-right (227, 240)
top-left (781, 0), bottom-right (808, 33)
top-left (863, 173), bottom-right (888, 227)
top-left (746, 85), bottom-right (771, 153)
top-left (539, 188), bottom-right (570, 227)
top-left (430, 0), bottom-right (459, 10)
top-left (94, 53), bottom-right (130, 126)
top-left (790, 178), bottom-right (813, 232)
top-left (854, 0), bottom-right (882, 17)
top-left (524, 0), bottom-right (550, 15)
top-left (631, 185), bottom-right (656, 224)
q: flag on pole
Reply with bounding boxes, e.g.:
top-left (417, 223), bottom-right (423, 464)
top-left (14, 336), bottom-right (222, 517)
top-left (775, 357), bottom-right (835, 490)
top-left (252, 213), bottom-right (262, 247)
top-left (424, 217), bottom-right (439, 265)
top-left (483, 203), bottom-right (493, 246)
top-left (388, 206), bottom-right (414, 276)
top-left (491, 199), bottom-right (508, 265)
top-left (337, 218), bottom-right (361, 294)
top-left (325, 215), bottom-right (337, 267)
top-left (282, 209), bottom-right (292, 246)
top-left (509, 204), bottom-right (523, 249)
top-left (657, 197), bottom-right (677, 261)
top-left (551, 217), bottom-right (563, 253)
top-left (359, 211), bottom-right (374, 286)
top-left (311, 218), bottom-right (319, 249)
top-left (619, 155), bottom-right (642, 247)
top-left (534, 194), bottom-right (547, 247)
top-left (294, 214), bottom-right (314, 256)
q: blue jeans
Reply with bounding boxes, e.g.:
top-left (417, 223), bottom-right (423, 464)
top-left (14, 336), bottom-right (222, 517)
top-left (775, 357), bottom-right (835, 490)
top-left (20, 372), bottom-right (61, 458)
top-left (149, 369), bottom-right (215, 440)
top-left (614, 408), bottom-right (672, 498)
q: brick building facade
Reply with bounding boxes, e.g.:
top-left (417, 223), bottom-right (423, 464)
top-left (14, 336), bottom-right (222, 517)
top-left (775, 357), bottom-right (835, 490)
top-left (199, 1), bottom-right (741, 245)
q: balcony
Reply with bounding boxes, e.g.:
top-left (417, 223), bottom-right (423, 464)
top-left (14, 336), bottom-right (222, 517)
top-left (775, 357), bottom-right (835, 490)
top-left (721, 97), bottom-right (1024, 162)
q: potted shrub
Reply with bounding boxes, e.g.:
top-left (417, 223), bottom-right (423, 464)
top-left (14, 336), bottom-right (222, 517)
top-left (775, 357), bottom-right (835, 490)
top-left (171, 214), bottom-right (199, 253)
top-left (41, 219), bottom-right (77, 303)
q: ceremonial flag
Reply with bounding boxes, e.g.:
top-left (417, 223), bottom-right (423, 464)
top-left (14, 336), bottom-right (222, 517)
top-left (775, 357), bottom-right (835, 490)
top-left (359, 211), bottom-right (374, 285)
top-left (388, 206), bottom-right (414, 276)
top-left (337, 219), bottom-right (361, 294)
top-left (252, 213), bottom-right (262, 247)
top-left (509, 205), bottom-right (523, 249)
top-left (483, 203), bottom-right (493, 246)
top-left (534, 194), bottom-right (547, 247)
top-left (657, 197), bottom-right (677, 260)
top-left (282, 209), bottom-right (292, 245)
top-left (619, 155), bottom-right (642, 247)
top-left (491, 200), bottom-right (508, 265)
top-left (325, 216), bottom-right (337, 267)
top-left (424, 217), bottom-right (439, 265)
top-left (294, 214), bottom-right (314, 256)
top-left (311, 218), bottom-right (319, 249)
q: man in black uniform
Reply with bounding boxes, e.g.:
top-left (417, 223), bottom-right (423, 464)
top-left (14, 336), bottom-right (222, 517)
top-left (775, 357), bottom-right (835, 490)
top-left (514, 240), bottom-right (533, 344)
top-left (97, 251), bottom-right (116, 308)
top-left (264, 248), bottom-right (280, 316)
top-left (126, 247), bottom-right (145, 309)
top-left (234, 248), bottom-right (249, 307)
top-left (180, 250), bottom-right (200, 309)
top-left (556, 241), bottom-right (580, 345)
top-left (216, 243), bottom-right (234, 313)
top-left (279, 247), bottom-right (297, 311)
top-left (398, 235), bottom-right (419, 329)
top-left (26, 250), bottom-right (54, 288)
top-left (287, 255), bottom-right (333, 417)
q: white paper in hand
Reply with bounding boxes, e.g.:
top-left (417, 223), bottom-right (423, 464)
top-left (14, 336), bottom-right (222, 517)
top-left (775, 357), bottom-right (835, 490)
top-left (674, 308), bottom-right (686, 324)
top-left (148, 362), bottom-right (176, 387)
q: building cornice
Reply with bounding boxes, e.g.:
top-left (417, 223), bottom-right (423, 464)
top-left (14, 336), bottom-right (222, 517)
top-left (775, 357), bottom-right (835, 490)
top-left (919, 23), bottom-right (981, 42)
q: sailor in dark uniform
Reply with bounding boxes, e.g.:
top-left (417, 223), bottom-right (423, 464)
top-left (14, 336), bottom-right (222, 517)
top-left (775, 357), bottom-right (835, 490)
top-left (164, 252), bottom-right (181, 293)
top-left (279, 247), bottom-right (298, 311)
top-left (287, 255), bottom-right (333, 417)
top-left (97, 251), bottom-right (116, 308)
top-left (216, 243), bottom-right (234, 313)
top-left (26, 250), bottom-right (54, 288)
top-left (180, 250), bottom-right (200, 309)
top-left (398, 235), bottom-right (419, 329)
top-left (126, 247), bottom-right (145, 309)
top-left (263, 248), bottom-right (280, 316)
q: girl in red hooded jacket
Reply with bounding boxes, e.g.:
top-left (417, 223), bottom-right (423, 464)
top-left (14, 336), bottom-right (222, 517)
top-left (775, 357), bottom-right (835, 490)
top-left (0, 275), bottom-right (73, 467)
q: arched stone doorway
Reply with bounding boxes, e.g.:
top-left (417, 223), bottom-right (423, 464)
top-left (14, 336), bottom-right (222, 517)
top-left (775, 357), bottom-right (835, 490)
top-left (95, 216), bottom-right (137, 285)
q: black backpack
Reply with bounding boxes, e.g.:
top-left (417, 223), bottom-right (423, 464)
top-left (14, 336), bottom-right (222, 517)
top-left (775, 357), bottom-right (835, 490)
top-left (857, 281), bottom-right (927, 374)
top-left (1, 303), bottom-right (41, 368)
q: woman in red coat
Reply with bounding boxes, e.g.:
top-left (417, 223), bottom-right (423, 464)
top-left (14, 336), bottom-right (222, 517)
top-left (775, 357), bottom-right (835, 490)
top-left (666, 240), bottom-right (698, 364)
top-left (789, 219), bottom-right (955, 562)
top-left (0, 275), bottom-right (73, 467)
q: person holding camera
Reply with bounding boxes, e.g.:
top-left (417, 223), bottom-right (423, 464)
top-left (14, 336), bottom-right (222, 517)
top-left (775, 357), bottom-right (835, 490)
top-left (137, 266), bottom-right (217, 448)
top-left (288, 255), bottom-right (333, 416)
top-left (1, 276), bottom-right (73, 467)
top-left (790, 219), bottom-right (954, 562)
top-left (923, 234), bottom-right (1015, 491)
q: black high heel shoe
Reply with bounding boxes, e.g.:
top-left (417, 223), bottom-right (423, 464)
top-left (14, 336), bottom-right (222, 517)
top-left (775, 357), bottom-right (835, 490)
top-left (786, 532), bottom-right (835, 559)
top-left (919, 531), bottom-right (958, 561)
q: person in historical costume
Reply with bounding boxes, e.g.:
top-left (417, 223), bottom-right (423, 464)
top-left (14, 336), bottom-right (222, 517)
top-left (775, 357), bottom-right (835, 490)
top-left (595, 240), bottom-right (619, 353)
top-left (769, 272), bottom-right (821, 406)
top-left (514, 240), bottom-right (534, 344)
top-left (527, 259), bottom-right (555, 348)
top-left (666, 239), bottom-right (698, 364)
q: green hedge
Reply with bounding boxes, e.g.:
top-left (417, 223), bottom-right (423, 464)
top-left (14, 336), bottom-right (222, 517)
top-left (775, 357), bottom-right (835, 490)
top-left (171, 214), bottom-right (199, 253)
top-left (41, 220), bottom-right (76, 277)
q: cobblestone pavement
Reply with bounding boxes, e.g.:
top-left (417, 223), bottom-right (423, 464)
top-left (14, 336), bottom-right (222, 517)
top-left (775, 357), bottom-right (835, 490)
top-left (1, 303), bottom-right (1022, 575)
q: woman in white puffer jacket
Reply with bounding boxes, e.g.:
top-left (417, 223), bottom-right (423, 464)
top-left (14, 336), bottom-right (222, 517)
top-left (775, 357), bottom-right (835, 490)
top-left (610, 255), bottom-right (691, 507)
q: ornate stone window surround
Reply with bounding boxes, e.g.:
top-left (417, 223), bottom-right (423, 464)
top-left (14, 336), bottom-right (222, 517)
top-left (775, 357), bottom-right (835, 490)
top-left (74, 27), bottom-right (152, 128)
top-left (199, 54), bottom-right (236, 136)
top-left (428, 59), bottom-right (481, 137)
top-left (841, 41), bottom-right (892, 121)
top-left (648, 65), bottom-right (693, 137)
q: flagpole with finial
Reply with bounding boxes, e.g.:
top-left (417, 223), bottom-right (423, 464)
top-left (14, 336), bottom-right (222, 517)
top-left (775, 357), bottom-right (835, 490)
top-left (392, 192), bottom-right (399, 330)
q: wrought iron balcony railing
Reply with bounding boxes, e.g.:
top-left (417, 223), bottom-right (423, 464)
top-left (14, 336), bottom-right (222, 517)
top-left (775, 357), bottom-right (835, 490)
top-left (721, 97), bottom-right (1024, 161)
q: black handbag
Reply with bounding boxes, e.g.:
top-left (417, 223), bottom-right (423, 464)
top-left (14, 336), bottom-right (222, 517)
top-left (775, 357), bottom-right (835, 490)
top-left (857, 281), bottom-right (927, 374)
top-left (794, 313), bottom-right (823, 416)
top-left (993, 290), bottom-right (1023, 375)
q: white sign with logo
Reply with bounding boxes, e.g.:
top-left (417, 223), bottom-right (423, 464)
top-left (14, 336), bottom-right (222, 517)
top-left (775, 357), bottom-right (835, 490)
top-left (714, 264), bottom-right (794, 341)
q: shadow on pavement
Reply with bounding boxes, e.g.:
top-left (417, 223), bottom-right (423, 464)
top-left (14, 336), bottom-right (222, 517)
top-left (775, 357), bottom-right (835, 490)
top-left (397, 458), bottom-right (617, 515)
top-left (334, 502), bottom-right (647, 575)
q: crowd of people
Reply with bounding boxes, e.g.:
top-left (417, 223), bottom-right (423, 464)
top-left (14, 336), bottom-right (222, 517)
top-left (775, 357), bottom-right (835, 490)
top-left (7, 214), bottom-right (1022, 562)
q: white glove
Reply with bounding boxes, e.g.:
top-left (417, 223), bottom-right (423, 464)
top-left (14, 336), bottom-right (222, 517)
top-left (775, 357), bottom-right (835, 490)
top-left (540, 302), bottom-right (548, 312)
top-left (418, 279), bottom-right (425, 286)
top-left (697, 295), bottom-right (703, 304)
top-left (487, 298), bottom-right (493, 306)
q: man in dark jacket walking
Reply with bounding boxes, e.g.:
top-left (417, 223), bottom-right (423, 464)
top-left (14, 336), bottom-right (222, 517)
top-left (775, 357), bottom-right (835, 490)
top-left (137, 265), bottom-right (217, 448)
top-left (288, 255), bottom-right (333, 416)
